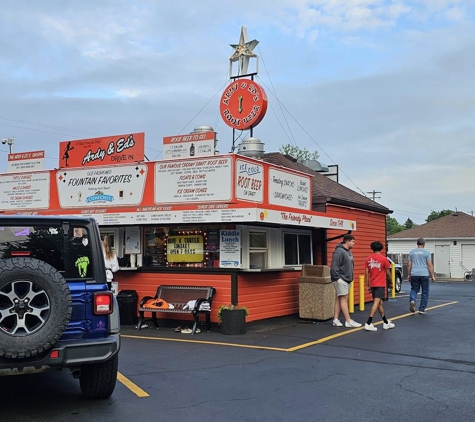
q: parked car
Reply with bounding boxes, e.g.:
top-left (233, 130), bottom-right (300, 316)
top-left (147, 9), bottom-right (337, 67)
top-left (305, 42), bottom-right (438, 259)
top-left (0, 215), bottom-right (120, 399)
top-left (387, 257), bottom-right (403, 293)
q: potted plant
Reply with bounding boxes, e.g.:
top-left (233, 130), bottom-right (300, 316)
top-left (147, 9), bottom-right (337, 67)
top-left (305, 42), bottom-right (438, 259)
top-left (218, 304), bottom-right (249, 335)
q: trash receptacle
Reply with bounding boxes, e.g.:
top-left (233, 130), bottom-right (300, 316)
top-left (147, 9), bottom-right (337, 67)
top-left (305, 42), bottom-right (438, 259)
top-left (298, 265), bottom-right (335, 320)
top-left (117, 290), bottom-right (138, 325)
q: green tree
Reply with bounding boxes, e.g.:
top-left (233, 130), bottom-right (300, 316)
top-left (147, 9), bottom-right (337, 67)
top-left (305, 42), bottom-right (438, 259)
top-left (279, 144), bottom-right (319, 161)
top-left (387, 216), bottom-right (404, 236)
top-left (404, 218), bottom-right (415, 229)
top-left (426, 209), bottom-right (454, 223)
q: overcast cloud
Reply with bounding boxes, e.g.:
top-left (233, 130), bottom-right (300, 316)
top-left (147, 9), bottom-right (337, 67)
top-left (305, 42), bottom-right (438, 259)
top-left (1, 0), bottom-right (475, 224)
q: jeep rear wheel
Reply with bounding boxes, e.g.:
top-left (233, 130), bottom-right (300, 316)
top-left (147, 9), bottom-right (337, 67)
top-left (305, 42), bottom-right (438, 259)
top-left (79, 354), bottom-right (119, 399)
top-left (0, 258), bottom-right (72, 358)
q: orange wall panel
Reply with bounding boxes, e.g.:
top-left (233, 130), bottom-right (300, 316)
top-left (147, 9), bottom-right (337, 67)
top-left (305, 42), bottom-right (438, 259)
top-left (326, 205), bottom-right (387, 305)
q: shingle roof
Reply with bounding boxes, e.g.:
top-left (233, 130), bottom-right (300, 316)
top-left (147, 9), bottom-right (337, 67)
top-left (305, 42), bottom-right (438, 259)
top-left (262, 153), bottom-right (391, 214)
top-left (388, 212), bottom-right (475, 239)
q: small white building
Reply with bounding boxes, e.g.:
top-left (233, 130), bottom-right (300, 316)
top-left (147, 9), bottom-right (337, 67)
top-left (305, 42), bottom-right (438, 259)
top-left (387, 212), bottom-right (475, 279)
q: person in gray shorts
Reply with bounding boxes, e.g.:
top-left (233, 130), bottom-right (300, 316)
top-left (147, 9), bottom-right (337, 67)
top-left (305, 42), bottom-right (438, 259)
top-left (330, 234), bottom-right (362, 328)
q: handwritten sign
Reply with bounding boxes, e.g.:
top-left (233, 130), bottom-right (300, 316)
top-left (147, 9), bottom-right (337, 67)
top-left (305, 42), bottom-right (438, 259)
top-left (268, 168), bottom-right (310, 210)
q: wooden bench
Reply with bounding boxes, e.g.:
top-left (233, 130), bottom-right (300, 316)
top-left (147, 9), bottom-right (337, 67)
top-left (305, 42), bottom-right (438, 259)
top-left (137, 285), bottom-right (215, 335)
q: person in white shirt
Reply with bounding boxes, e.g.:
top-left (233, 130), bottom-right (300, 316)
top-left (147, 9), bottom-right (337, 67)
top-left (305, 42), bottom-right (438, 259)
top-left (102, 235), bottom-right (119, 289)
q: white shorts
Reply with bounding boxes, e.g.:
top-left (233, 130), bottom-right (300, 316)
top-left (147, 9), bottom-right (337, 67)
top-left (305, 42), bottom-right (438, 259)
top-left (332, 279), bottom-right (350, 296)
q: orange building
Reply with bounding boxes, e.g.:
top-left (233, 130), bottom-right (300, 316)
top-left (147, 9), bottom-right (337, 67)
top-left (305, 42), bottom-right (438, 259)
top-left (0, 131), bottom-right (390, 326)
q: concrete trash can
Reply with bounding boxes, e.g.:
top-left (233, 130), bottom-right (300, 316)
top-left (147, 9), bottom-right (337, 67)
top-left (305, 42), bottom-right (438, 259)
top-left (117, 290), bottom-right (138, 325)
top-left (298, 265), bottom-right (335, 320)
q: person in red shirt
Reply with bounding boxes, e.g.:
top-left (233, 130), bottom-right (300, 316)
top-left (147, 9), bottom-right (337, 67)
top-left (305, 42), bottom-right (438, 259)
top-left (364, 241), bottom-right (396, 332)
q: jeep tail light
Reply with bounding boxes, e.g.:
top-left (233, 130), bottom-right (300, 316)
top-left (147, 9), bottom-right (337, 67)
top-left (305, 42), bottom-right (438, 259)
top-left (94, 292), bottom-right (113, 315)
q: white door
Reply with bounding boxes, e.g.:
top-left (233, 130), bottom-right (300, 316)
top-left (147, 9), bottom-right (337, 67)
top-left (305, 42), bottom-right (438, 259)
top-left (435, 245), bottom-right (450, 277)
top-left (461, 244), bottom-right (475, 274)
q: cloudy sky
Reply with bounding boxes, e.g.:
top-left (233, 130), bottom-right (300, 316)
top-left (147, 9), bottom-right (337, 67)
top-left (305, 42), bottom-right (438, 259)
top-left (1, 0), bottom-right (474, 225)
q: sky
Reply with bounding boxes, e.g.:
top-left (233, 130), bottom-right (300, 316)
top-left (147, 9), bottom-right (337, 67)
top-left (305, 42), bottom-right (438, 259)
top-left (1, 0), bottom-right (475, 225)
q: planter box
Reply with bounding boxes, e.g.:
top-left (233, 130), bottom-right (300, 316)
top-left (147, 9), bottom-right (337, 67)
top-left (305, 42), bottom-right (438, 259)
top-left (220, 309), bottom-right (246, 335)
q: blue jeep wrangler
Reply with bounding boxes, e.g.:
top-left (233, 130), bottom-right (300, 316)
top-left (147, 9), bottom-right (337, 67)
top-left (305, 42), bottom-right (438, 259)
top-left (0, 215), bottom-right (120, 398)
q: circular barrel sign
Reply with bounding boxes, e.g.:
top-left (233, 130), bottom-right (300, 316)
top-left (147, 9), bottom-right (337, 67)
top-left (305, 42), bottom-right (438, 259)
top-left (219, 79), bottom-right (268, 130)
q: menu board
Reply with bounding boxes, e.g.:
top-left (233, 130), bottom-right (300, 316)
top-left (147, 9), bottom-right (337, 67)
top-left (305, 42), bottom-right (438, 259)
top-left (235, 158), bottom-right (264, 203)
top-left (268, 168), bottom-right (311, 210)
top-left (57, 164), bottom-right (147, 208)
top-left (155, 157), bottom-right (232, 204)
top-left (0, 172), bottom-right (50, 210)
top-left (163, 131), bottom-right (215, 159)
top-left (7, 151), bottom-right (45, 173)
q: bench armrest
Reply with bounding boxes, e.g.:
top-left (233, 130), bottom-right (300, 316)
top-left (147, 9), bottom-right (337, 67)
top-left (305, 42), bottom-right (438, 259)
top-left (194, 298), bottom-right (211, 311)
top-left (139, 296), bottom-right (154, 307)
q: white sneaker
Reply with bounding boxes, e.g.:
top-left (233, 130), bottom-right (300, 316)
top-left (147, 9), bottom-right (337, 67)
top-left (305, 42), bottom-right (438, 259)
top-left (345, 319), bottom-right (362, 328)
top-left (364, 323), bottom-right (377, 331)
top-left (332, 319), bottom-right (343, 327)
top-left (383, 322), bottom-right (395, 330)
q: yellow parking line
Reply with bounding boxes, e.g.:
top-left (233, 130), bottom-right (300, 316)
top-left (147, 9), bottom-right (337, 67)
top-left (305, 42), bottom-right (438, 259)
top-left (122, 300), bottom-right (459, 356)
top-left (117, 372), bottom-right (150, 397)
top-left (121, 334), bottom-right (288, 352)
top-left (288, 300), bottom-right (458, 352)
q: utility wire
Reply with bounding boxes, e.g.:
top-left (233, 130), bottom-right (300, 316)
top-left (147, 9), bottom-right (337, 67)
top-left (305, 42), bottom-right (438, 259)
top-left (254, 78), bottom-right (368, 197)
top-left (152, 79), bottom-right (231, 161)
top-left (257, 47), bottom-right (297, 147)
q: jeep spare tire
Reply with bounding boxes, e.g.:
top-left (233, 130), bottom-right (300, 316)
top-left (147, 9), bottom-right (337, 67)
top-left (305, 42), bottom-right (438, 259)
top-left (0, 258), bottom-right (72, 359)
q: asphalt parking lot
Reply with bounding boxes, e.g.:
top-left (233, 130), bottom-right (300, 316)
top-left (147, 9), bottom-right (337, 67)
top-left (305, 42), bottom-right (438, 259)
top-left (2, 281), bottom-right (475, 422)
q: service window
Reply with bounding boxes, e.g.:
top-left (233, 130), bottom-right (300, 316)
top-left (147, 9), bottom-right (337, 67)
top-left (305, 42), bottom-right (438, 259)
top-left (249, 230), bottom-right (268, 269)
top-left (284, 232), bottom-right (312, 266)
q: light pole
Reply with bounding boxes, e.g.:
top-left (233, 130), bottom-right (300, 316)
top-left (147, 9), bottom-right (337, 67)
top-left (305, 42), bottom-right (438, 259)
top-left (1, 136), bottom-right (14, 154)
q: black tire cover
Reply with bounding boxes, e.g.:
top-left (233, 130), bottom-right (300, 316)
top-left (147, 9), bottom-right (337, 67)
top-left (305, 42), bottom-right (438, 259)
top-left (0, 258), bottom-right (72, 358)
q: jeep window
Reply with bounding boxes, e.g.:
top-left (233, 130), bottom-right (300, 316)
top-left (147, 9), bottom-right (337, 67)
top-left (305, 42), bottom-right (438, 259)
top-left (0, 224), bottom-right (93, 280)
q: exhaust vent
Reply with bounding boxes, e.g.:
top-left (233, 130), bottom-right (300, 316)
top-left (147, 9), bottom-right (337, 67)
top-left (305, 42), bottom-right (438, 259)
top-left (237, 137), bottom-right (265, 159)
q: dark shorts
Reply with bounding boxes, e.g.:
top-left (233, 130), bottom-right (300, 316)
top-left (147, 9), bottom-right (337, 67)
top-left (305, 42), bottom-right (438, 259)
top-left (371, 287), bottom-right (385, 299)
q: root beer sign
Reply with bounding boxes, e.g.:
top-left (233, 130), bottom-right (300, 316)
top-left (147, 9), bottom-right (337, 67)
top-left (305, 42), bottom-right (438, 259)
top-left (59, 132), bottom-right (145, 168)
top-left (219, 79), bottom-right (267, 130)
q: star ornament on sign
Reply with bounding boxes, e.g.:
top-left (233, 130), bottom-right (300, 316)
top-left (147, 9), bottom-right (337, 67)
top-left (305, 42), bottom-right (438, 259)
top-left (229, 26), bottom-right (259, 75)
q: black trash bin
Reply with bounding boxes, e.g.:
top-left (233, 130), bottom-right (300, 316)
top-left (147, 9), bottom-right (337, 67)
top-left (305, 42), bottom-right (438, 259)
top-left (117, 290), bottom-right (138, 325)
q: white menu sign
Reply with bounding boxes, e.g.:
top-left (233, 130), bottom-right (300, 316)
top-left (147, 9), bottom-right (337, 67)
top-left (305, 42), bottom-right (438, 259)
top-left (0, 172), bottom-right (50, 210)
top-left (163, 131), bottom-right (216, 159)
top-left (7, 151), bottom-right (45, 173)
top-left (57, 164), bottom-right (147, 208)
top-left (268, 168), bottom-right (311, 210)
top-left (219, 230), bottom-right (241, 268)
top-left (235, 158), bottom-right (263, 203)
top-left (155, 157), bottom-right (232, 204)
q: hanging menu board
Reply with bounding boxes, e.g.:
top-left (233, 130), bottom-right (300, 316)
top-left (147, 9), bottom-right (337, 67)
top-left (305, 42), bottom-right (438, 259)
top-left (0, 172), bottom-right (50, 210)
top-left (155, 157), bottom-right (232, 204)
